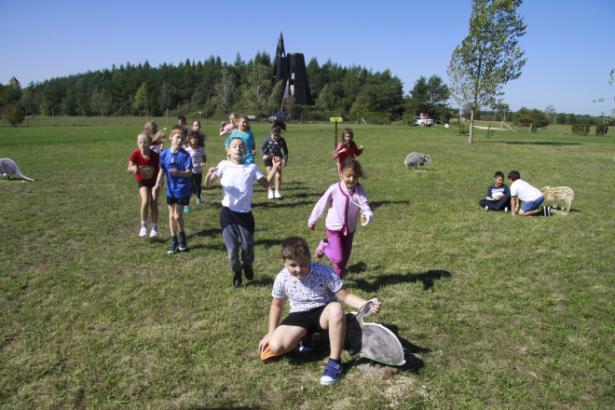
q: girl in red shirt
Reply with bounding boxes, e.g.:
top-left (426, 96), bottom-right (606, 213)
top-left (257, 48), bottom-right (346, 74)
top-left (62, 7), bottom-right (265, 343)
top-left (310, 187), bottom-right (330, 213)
top-left (127, 133), bottom-right (160, 238)
top-left (332, 128), bottom-right (363, 174)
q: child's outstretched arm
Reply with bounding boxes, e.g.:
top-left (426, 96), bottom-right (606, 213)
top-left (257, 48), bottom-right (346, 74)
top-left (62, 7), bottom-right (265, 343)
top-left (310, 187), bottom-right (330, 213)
top-left (259, 298), bottom-right (285, 352)
top-left (257, 157), bottom-right (282, 188)
top-left (307, 186), bottom-right (334, 229)
top-left (127, 160), bottom-right (138, 175)
top-left (335, 288), bottom-right (381, 313)
top-left (152, 168), bottom-right (165, 199)
top-left (204, 166), bottom-right (218, 188)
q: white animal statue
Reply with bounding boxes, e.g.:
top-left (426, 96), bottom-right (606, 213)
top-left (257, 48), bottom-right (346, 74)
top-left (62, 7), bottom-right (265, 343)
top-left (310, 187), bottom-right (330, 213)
top-left (540, 186), bottom-right (574, 213)
top-left (0, 158), bottom-right (35, 182)
top-left (404, 152), bottom-right (431, 169)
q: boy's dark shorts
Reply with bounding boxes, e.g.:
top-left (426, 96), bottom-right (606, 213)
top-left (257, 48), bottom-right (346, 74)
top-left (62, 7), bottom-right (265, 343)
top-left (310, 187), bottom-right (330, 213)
top-left (137, 180), bottom-right (155, 189)
top-left (280, 305), bottom-right (327, 334)
top-left (166, 196), bottom-right (190, 206)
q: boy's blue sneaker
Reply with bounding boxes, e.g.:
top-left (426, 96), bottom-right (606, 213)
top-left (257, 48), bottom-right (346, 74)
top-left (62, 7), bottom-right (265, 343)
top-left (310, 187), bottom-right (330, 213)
top-left (320, 358), bottom-right (343, 385)
top-left (298, 334), bottom-right (313, 353)
top-left (183, 205), bottom-right (190, 214)
top-left (178, 232), bottom-right (188, 252)
top-left (167, 237), bottom-right (178, 254)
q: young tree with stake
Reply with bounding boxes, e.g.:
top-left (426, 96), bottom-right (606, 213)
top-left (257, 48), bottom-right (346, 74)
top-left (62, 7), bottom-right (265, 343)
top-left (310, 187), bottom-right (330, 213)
top-left (448, 0), bottom-right (527, 143)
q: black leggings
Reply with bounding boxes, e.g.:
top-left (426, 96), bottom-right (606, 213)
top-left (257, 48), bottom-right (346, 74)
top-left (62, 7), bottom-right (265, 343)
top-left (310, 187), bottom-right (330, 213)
top-left (191, 173), bottom-right (202, 197)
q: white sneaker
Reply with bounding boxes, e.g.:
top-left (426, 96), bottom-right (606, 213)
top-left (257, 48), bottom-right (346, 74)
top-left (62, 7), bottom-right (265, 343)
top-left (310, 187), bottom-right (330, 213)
top-left (504, 207), bottom-right (509, 213)
top-left (484, 206), bottom-right (489, 211)
top-left (274, 190), bottom-right (282, 199)
top-left (139, 226), bottom-right (147, 237)
top-left (149, 229), bottom-right (158, 238)
top-left (267, 190), bottom-right (274, 199)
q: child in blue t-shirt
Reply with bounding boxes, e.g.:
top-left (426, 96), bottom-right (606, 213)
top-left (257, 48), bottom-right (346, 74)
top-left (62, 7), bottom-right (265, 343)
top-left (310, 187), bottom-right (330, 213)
top-left (224, 115), bottom-right (256, 164)
top-left (153, 127), bottom-right (193, 254)
top-left (479, 171), bottom-right (511, 212)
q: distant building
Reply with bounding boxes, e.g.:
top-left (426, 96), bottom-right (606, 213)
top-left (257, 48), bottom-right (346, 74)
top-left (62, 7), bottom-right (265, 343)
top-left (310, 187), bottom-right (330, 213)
top-left (272, 33), bottom-right (313, 106)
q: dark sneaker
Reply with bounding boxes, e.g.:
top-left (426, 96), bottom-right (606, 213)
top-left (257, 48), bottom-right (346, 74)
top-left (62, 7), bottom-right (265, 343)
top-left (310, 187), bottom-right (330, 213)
top-left (320, 359), bottom-right (343, 385)
top-left (178, 232), bottom-right (188, 251)
top-left (232, 271), bottom-right (242, 288)
top-left (167, 237), bottom-right (178, 254)
top-left (298, 334), bottom-right (314, 353)
top-left (243, 266), bottom-right (254, 281)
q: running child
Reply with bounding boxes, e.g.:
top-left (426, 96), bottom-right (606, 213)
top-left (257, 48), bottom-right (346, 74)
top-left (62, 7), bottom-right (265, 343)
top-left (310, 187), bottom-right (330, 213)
top-left (153, 128), bottom-right (193, 253)
top-left (219, 112), bottom-right (238, 137)
top-left (144, 121), bottom-right (165, 154)
top-left (127, 132), bottom-right (160, 238)
top-left (258, 236), bottom-right (382, 386)
top-left (260, 125), bottom-right (289, 199)
top-left (205, 136), bottom-right (282, 287)
top-left (308, 158), bottom-right (373, 278)
top-left (224, 115), bottom-right (256, 164)
top-left (332, 128), bottom-right (363, 174)
top-left (191, 120), bottom-right (206, 147)
top-left (184, 130), bottom-right (207, 213)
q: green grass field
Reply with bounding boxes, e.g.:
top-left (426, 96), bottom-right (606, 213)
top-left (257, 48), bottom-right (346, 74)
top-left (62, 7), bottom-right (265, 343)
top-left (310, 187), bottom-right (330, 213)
top-left (1, 122), bottom-right (614, 408)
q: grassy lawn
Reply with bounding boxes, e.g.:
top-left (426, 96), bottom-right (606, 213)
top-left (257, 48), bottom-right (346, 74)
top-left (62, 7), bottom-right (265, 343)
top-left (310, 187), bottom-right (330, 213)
top-left (1, 122), bottom-right (613, 408)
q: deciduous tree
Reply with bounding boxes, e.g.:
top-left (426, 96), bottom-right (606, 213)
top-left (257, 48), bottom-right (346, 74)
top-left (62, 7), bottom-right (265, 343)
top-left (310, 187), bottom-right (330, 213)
top-left (448, 0), bottom-right (527, 143)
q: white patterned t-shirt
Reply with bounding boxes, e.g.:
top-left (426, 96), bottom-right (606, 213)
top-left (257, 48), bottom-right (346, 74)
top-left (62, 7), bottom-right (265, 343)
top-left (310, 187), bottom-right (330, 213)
top-left (272, 262), bottom-right (344, 313)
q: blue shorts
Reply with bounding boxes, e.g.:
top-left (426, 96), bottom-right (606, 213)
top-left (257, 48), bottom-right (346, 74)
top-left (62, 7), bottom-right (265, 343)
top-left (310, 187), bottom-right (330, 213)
top-left (521, 195), bottom-right (544, 212)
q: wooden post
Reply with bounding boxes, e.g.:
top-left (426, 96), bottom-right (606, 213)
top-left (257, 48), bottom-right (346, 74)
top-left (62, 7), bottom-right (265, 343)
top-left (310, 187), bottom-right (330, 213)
top-left (334, 121), bottom-right (338, 148)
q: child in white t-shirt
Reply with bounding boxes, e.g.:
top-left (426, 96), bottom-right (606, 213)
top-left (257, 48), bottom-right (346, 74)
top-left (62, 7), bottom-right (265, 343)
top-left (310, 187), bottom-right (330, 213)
top-left (258, 236), bottom-right (381, 386)
top-left (508, 170), bottom-right (545, 216)
top-left (205, 136), bottom-right (282, 287)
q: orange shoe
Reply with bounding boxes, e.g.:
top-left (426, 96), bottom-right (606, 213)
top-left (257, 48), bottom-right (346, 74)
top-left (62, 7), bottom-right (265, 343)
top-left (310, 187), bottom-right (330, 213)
top-left (259, 346), bottom-right (280, 362)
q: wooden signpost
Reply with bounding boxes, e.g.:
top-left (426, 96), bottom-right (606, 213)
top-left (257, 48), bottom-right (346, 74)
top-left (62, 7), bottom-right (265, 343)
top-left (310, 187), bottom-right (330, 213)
top-left (330, 116), bottom-right (343, 148)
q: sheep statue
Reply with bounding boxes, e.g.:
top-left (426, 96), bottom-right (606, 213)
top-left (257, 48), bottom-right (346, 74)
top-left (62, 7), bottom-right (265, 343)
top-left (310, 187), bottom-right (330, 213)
top-left (0, 158), bottom-right (35, 182)
top-left (540, 186), bottom-right (574, 214)
top-left (404, 152), bottom-right (431, 169)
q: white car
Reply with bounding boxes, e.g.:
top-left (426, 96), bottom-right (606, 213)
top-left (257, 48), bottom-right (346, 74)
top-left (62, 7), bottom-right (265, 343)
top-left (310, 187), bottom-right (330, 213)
top-left (415, 117), bottom-right (435, 126)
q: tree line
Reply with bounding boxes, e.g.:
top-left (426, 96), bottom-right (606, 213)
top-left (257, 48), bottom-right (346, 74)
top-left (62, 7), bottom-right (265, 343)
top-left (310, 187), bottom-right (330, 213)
top-left (0, 53), bottom-right (445, 124)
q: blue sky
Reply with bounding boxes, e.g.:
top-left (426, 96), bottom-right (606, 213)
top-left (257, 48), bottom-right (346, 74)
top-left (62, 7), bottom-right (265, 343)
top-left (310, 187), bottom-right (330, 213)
top-left (1, 0), bottom-right (613, 115)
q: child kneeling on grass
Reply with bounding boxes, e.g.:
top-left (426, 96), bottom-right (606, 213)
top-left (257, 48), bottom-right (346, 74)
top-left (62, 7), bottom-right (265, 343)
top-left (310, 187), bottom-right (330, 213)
top-left (258, 237), bottom-right (381, 386)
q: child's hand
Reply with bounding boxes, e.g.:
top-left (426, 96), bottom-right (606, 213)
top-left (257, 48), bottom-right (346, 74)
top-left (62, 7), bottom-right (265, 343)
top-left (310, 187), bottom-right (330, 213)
top-left (262, 155), bottom-right (270, 160)
top-left (307, 222), bottom-right (316, 230)
top-left (369, 298), bottom-right (382, 315)
top-left (272, 156), bottom-right (282, 167)
top-left (358, 145), bottom-right (364, 150)
top-left (258, 334), bottom-right (271, 353)
top-left (206, 167), bottom-right (217, 177)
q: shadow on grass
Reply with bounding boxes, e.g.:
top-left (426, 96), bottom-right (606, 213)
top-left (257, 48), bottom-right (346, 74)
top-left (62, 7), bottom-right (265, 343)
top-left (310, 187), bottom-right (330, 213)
top-left (252, 200), bottom-right (314, 209)
top-left (248, 277), bottom-right (274, 287)
top-left (192, 228), bottom-right (221, 238)
top-left (347, 262), bottom-right (368, 274)
top-left (487, 141), bottom-right (582, 146)
top-left (349, 270), bottom-right (452, 292)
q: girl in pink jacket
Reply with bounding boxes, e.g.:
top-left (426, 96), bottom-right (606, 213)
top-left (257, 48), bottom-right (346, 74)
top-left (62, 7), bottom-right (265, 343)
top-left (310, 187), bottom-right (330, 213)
top-left (308, 158), bottom-right (373, 278)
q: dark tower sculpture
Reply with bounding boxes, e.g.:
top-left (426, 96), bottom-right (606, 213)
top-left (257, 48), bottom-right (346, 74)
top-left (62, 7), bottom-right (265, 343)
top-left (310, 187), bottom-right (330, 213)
top-left (273, 33), bottom-right (313, 107)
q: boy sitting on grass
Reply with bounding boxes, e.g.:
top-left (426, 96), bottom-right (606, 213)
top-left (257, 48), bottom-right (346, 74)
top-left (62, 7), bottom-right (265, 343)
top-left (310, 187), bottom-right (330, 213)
top-left (259, 237), bottom-right (381, 386)
top-left (479, 170), bottom-right (511, 212)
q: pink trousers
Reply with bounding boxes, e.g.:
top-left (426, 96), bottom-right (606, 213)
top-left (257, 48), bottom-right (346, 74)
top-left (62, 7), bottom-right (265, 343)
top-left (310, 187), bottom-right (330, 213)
top-left (323, 229), bottom-right (354, 278)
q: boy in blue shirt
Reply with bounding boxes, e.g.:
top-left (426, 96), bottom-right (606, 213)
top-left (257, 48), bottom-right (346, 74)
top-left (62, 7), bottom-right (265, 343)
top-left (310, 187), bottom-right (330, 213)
top-left (153, 127), bottom-right (193, 253)
top-left (479, 171), bottom-right (511, 212)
